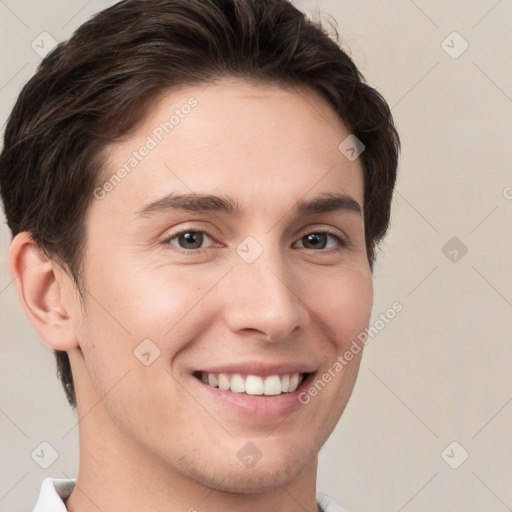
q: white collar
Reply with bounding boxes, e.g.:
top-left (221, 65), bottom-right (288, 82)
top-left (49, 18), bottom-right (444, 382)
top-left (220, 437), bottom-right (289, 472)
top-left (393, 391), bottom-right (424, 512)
top-left (32, 478), bottom-right (75, 512)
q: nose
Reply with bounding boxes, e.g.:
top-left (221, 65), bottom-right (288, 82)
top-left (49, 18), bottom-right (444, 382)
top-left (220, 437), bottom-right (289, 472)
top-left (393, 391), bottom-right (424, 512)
top-left (222, 242), bottom-right (308, 343)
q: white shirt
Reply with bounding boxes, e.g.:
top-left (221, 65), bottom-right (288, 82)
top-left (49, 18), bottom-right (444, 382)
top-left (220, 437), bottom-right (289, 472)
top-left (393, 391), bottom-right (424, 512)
top-left (32, 478), bottom-right (348, 512)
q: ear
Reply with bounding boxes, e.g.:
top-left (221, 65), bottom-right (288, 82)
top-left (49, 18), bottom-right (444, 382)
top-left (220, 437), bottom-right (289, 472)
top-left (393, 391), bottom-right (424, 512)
top-left (9, 232), bottom-right (79, 351)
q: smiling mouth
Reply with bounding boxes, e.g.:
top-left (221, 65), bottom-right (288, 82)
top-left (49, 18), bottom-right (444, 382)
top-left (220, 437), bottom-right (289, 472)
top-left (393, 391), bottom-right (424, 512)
top-left (193, 371), bottom-right (308, 396)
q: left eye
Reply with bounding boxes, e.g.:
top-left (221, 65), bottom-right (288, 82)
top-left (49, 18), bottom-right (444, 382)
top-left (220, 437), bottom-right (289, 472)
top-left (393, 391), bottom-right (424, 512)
top-left (294, 231), bottom-right (345, 250)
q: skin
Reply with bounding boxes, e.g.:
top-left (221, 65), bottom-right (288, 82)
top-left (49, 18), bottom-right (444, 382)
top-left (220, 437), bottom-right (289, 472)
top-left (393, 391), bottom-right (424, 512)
top-left (10, 78), bottom-right (373, 512)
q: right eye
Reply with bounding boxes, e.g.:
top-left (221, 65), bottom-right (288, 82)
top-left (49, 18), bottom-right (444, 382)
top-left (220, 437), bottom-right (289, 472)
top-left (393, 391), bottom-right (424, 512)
top-left (163, 229), bottom-right (218, 253)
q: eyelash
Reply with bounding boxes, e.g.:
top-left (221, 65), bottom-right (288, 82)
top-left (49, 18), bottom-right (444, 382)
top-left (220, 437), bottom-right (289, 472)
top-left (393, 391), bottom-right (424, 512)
top-left (162, 228), bottom-right (349, 254)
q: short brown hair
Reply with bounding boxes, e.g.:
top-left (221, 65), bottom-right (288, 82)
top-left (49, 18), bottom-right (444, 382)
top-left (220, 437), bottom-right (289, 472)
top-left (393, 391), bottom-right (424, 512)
top-left (0, 0), bottom-right (400, 409)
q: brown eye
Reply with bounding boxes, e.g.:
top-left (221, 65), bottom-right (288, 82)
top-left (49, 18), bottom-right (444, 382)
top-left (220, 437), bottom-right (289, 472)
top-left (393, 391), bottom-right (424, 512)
top-left (166, 231), bottom-right (214, 251)
top-left (295, 231), bottom-right (346, 251)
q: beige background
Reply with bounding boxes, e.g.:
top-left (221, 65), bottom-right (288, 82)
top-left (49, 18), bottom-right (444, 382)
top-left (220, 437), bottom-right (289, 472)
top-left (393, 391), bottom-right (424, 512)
top-left (1, 1), bottom-right (511, 511)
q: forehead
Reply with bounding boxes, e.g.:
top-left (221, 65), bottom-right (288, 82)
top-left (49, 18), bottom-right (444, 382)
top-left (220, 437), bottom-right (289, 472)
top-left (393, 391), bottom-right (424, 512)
top-left (94, 78), bottom-right (364, 220)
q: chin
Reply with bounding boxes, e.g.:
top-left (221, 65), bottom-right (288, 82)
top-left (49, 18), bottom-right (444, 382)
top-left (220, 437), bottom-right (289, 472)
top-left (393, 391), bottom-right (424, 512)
top-left (184, 440), bottom-right (318, 494)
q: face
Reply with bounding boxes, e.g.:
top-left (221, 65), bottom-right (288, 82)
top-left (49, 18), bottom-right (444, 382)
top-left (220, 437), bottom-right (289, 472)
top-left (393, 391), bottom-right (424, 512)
top-left (67, 78), bottom-right (373, 493)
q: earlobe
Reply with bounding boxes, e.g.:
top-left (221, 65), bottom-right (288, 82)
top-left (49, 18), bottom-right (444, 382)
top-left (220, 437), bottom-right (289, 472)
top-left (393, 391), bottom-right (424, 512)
top-left (9, 232), bottom-right (79, 351)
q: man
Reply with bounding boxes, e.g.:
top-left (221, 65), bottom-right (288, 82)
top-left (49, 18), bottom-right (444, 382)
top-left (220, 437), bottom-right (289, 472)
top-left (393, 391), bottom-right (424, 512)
top-left (0, 0), bottom-right (399, 510)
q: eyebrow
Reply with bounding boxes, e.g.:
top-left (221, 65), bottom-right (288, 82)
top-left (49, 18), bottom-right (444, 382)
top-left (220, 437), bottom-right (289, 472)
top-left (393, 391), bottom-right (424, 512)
top-left (135, 192), bottom-right (362, 219)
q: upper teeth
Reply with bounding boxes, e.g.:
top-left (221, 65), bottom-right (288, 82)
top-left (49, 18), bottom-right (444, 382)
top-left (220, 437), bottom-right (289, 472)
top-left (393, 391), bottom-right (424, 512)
top-left (199, 372), bottom-right (303, 396)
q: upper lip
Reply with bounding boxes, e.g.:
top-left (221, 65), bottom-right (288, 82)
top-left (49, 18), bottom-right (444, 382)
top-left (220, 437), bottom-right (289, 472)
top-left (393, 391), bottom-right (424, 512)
top-left (195, 361), bottom-right (318, 377)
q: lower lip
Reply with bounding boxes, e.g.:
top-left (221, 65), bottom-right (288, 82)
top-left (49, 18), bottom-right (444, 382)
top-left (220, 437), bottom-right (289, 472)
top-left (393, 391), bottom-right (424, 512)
top-left (190, 373), bottom-right (316, 420)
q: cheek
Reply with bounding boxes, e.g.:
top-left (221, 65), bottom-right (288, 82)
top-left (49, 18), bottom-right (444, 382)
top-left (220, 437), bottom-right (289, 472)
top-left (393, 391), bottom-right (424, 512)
top-left (120, 267), bottom-right (218, 339)
top-left (82, 257), bottom-right (222, 361)
top-left (308, 267), bottom-right (373, 349)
